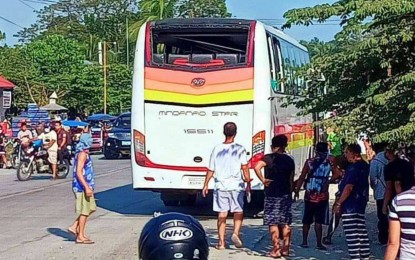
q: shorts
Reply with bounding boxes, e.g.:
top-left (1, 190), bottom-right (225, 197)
top-left (48, 150), bottom-right (58, 164)
top-left (75, 192), bottom-right (96, 216)
top-left (264, 195), bottom-right (292, 226)
top-left (213, 190), bottom-right (244, 213)
top-left (302, 200), bottom-right (329, 225)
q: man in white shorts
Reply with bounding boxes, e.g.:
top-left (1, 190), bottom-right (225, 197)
top-left (202, 122), bottom-right (251, 250)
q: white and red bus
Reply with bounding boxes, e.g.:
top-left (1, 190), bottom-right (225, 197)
top-left (131, 19), bottom-right (313, 206)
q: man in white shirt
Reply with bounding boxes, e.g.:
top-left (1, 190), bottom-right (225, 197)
top-left (17, 122), bottom-right (33, 145)
top-left (202, 122), bottom-right (251, 250)
top-left (38, 124), bottom-right (58, 179)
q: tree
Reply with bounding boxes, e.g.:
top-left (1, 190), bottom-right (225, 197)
top-left (176, 0), bottom-right (231, 18)
top-left (129, 0), bottom-right (177, 39)
top-left (129, 0), bottom-right (232, 39)
top-left (283, 0), bottom-right (415, 144)
top-left (17, 0), bottom-right (139, 64)
top-left (0, 30), bottom-right (5, 42)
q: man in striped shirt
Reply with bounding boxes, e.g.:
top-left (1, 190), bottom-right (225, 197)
top-left (385, 188), bottom-right (415, 260)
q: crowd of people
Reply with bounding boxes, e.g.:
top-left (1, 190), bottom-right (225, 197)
top-left (203, 122), bottom-right (415, 259)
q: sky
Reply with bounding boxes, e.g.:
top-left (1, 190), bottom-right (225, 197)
top-left (0, 0), bottom-right (340, 46)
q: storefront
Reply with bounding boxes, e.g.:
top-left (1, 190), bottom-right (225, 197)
top-left (0, 76), bottom-right (15, 120)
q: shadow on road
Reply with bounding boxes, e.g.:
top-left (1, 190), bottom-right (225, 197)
top-left (47, 228), bottom-right (75, 242)
top-left (94, 184), bottom-right (263, 218)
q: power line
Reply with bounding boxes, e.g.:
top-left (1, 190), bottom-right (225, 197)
top-left (21, 0), bottom-right (57, 5)
top-left (0, 16), bottom-right (25, 29)
top-left (17, 0), bottom-right (36, 10)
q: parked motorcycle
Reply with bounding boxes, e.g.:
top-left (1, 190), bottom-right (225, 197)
top-left (16, 139), bottom-right (71, 181)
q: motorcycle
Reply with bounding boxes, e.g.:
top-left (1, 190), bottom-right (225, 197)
top-left (16, 139), bottom-right (71, 181)
top-left (10, 139), bottom-right (22, 169)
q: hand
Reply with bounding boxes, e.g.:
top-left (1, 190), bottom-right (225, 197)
top-left (85, 187), bottom-right (94, 198)
top-left (262, 179), bottom-right (273, 187)
top-left (246, 182), bottom-right (252, 193)
top-left (382, 205), bottom-right (388, 215)
top-left (333, 203), bottom-right (341, 214)
top-left (294, 190), bottom-right (300, 201)
top-left (202, 185), bottom-right (209, 197)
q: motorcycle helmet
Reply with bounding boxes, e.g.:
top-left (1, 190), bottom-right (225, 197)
top-left (138, 212), bottom-right (209, 260)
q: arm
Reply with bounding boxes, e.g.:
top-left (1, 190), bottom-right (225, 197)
top-left (202, 170), bottom-right (214, 197)
top-left (59, 134), bottom-right (67, 150)
top-left (294, 160), bottom-right (310, 193)
top-left (76, 152), bottom-right (93, 197)
top-left (395, 181), bottom-right (402, 195)
top-left (334, 184), bottom-right (354, 214)
top-left (383, 181), bottom-right (394, 214)
top-left (254, 160), bottom-right (267, 183)
top-left (369, 160), bottom-right (380, 190)
top-left (384, 220), bottom-right (401, 260)
top-left (385, 198), bottom-right (401, 260)
top-left (241, 164), bottom-right (251, 183)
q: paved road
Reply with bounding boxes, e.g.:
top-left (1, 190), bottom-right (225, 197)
top-left (0, 156), bottom-right (385, 260)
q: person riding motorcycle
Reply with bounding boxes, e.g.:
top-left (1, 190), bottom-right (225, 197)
top-left (36, 124), bottom-right (58, 180)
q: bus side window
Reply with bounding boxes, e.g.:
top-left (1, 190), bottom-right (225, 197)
top-left (267, 35), bottom-right (283, 93)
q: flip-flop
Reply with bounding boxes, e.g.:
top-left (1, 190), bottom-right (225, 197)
top-left (266, 252), bottom-right (282, 259)
top-left (231, 233), bottom-right (243, 248)
top-left (215, 245), bottom-right (226, 250)
top-left (75, 239), bottom-right (95, 244)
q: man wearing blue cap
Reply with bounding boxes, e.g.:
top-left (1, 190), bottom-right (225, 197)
top-left (68, 125), bottom-right (96, 244)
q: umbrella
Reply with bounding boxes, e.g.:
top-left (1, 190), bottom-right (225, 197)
top-left (40, 103), bottom-right (68, 111)
top-left (87, 113), bottom-right (116, 122)
top-left (62, 120), bottom-right (89, 128)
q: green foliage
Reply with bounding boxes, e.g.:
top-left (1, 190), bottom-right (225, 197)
top-left (176, 0), bottom-right (231, 18)
top-left (129, 0), bottom-right (232, 39)
top-left (284, 0), bottom-right (415, 144)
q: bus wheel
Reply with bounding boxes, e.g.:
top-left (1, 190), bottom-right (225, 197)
top-left (163, 200), bottom-right (180, 207)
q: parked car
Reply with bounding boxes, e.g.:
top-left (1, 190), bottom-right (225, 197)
top-left (104, 113), bottom-right (131, 159)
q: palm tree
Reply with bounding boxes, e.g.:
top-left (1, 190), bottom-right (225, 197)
top-left (129, 0), bottom-right (178, 40)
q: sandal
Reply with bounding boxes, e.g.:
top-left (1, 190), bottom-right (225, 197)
top-left (266, 252), bottom-right (282, 259)
top-left (76, 239), bottom-right (95, 244)
top-left (231, 233), bottom-right (243, 248)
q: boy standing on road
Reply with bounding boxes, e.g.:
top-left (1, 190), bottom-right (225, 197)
top-left (202, 122), bottom-right (251, 250)
top-left (68, 126), bottom-right (96, 244)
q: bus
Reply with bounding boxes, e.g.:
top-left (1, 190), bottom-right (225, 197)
top-left (131, 19), bottom-right (313, 206)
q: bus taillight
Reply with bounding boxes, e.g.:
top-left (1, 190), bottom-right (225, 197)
top-left (249, 131), bottom-right (265, 168)
top-left (134, 130), bottom-right (146, 166)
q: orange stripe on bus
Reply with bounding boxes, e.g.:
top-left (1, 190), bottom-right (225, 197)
top-left (144, 67), bottom-right (254, 94)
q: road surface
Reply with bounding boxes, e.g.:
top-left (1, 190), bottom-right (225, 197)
top-left (0, 156), bottom-right (385, 259)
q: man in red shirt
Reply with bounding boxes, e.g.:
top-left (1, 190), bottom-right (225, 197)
top-left (55, 121), bottom-right (68, 164)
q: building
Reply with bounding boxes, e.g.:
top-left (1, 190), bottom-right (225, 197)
top-left (0, 76), bottom-right (14, 120)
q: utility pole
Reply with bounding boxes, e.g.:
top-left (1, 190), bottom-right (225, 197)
top-left (103, 41), bottom-right (107, 114)
top-left (126, 17), bottom-right (130, 69)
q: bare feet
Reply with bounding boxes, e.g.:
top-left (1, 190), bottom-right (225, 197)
top-left (215, 244), bottom-right (226, 250)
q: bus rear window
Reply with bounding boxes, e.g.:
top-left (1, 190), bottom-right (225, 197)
top-left (148, 26), bottom-right (251, 70)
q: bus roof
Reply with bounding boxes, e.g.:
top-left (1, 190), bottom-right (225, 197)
top-left (151, 18), bottom-right (308, 53)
